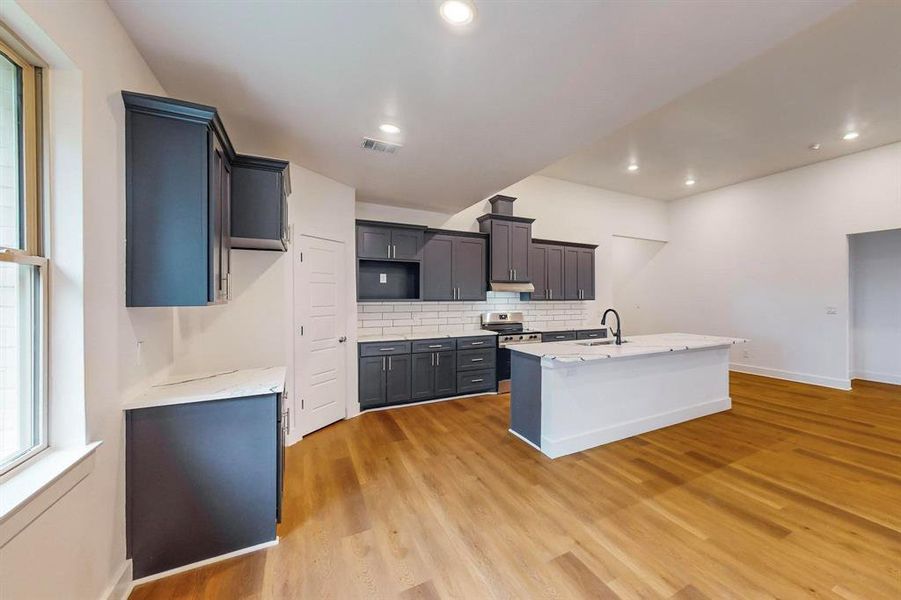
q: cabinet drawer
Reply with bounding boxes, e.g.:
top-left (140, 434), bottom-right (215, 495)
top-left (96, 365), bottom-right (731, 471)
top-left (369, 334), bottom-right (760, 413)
top-left (456, 369), bottom-right (496, 394)
top-left (456, 335), bottom-right (496, 349)
top-left (359, 341), bottom-right (411, 357)
top-left (411, 339), bottom-right (455, 353)
top-left (576, 329), bottom-right (607, 340)
top-left (457, 348), bottom-right (496, 371)
top-left (544, 331), bottom-right (576, 342)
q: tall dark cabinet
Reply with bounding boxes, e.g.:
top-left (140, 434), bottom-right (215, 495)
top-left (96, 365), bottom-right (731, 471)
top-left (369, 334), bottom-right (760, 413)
top-left (124, 92), bottom-right (234, 307)
top-left (477, 214), bottom-right (534, 283)
top-left (230, 155), bottom-right (291, 251)
top-left (563, 245), bottom-right (596, 300)
top-left (422, 231), bottom-right (487, 301)
top-left (529, 243), bottom-right (565, 300)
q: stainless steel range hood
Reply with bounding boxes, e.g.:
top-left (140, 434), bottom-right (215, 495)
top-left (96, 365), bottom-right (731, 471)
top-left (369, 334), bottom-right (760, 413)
top-left (489, 281), bottom-right (535, 293)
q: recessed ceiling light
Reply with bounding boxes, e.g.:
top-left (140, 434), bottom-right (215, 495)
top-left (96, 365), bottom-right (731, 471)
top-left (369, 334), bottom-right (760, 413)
top-left (684, 178), bottom-right (696, 187)
top-left (440, 0), bottom-right (475, 25)
top-left (379, 123), bottom-right (400, 134)
top-left (842, 131), bottom-right (859, 141)
top-left (627, 163), bottom-right (639, 172)
top-left (809, 143), bottom-right (821, 150)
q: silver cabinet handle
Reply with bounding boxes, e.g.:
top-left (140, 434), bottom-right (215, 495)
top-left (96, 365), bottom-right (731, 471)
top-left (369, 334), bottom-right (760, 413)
top-left (382, 357), bottom-right (386, 371)
top-left (431, 353), bottom-right (434, 366)
top-left (388, 356), bottom-right (392, 370)
top-left (471, 378), bottom-right (484, 383)
top-left (470, 341), bottom-right (484, 345)
top-left (393, 244), bottom-right (397, 258)
top-left (513, 269), bottom-right (516, 280)
top-left (379, 347), bottom-right (395, 351)
top-left (387, 244), bottom-right (391, 258)
top-left (428, 344), bottom-right (443, 348)
top-left (471, 357), bottom-right (484, 362)
top-left (436, 353), bottom-right (440, 366)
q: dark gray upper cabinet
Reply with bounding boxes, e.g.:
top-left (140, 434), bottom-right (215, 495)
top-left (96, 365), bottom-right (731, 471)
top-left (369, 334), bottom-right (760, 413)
top-left (528, 243), bottom-right (565, 300)
top-left (422, 231), bottom-right (487, 301)
top-left (356, 221), bottom-right (424, 260)
top-left (477, 215), bottom-right (534, 282)
top-left (577, 247), bottom-right (595, 300)
top-left (547, 241), bottom-right (595, 301)
top-left (124, 91), bottom-right (234, 307)
top-left (230, 155), bottom-right (291, 251)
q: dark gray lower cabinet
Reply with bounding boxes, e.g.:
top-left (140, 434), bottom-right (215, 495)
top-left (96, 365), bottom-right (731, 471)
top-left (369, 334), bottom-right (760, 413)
top-left (359, 356), bottom-right (387, 408)
top-left (412, 350), bottom-right (456, 400)
top-left (126, 394), bottom-right (282, 579)
top-left (385, 354), bottom-right (412, 404)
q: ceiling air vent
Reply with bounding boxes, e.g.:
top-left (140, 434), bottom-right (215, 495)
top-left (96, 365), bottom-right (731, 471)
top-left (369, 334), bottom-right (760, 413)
top-left (361, 137), bottom-right (401, 154)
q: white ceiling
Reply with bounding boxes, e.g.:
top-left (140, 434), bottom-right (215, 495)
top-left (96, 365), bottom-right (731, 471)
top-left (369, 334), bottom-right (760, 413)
top-left (108, 0), bottom-right (848, 212)
top-left (540, 1), bottom-right (901, 200)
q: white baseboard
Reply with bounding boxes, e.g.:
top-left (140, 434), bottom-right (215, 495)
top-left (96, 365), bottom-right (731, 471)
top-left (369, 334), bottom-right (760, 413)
top-left (100, 559), bottom-right (132, 600)
top-left (541, 397), bottom-right (731, 459)
top-left (851, 370), bottom-right (901, 386)
top-left (730, 363), bottom-right (851, 390)
top-left (507, 428), bottom-right (541, 452)
top-left (128, 538), bottom-right (278, 589)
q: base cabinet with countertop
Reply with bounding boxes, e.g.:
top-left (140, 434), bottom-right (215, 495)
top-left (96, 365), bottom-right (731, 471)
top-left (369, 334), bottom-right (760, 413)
top-left (124, 367), bottom-right (286, 580)
top-left (359, 335), bottom-right (497, 409)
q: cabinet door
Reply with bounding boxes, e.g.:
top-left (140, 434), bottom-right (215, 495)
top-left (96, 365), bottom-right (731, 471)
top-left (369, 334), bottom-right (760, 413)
top-left (529, 245), bottom-right (547, 300)
top-left (209, 135), bottom-right (230, 304)
top-left (546, 245), bottom-right (564, 301)
top-left (578, 248), bottom-right (595, 300)
top-left (411, 353), bottom-right (436, 400)
top-left (563, 247), bottom-right (580, 300)
top-left (391, 229), bottom-right (423, 260)
top-left (385, 354), bottom-right (412, 404)
top-left (453, 237), bottom-right (487, 300)
top-left (489, 220), bottom-right (512, 281)
top-left (423, 234), bottom-right (454, 300)
top-left (358, 356), bottom-right (387, 408)
top-left (434, 351), bottom-right (457, 397)
top-left (509, 223), bottom-right (531, 282)
top-left (357, 225), bottom-right (391, 259)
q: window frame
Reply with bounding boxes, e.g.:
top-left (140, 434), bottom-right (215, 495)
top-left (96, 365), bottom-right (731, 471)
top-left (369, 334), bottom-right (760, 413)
top-left (0, 36), bottom-right (47, 477)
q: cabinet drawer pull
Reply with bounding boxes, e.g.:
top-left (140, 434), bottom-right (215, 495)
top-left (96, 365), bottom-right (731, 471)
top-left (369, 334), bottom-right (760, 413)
top-left (470, 341), bottom-right (484, 345)
top-left (471, 378), bottom-right (484, 383)
top-left (471, 358), bottom-right (484, 362)
top-left (388, 356), bottom-right (392, 370)
top-left (555, 336), bottom-right (565, 339)
top-left (428, 344), bottom-right (443, 348)
top-left (379, 347), bottom-right (395, 351)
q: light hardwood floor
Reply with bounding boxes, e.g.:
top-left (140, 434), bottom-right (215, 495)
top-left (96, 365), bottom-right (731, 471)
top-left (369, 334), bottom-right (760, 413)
top-left (130, 373), bottom-right (901, 599)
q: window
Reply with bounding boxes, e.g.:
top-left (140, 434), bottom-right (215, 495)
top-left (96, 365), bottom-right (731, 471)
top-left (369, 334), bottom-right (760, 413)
top-left (0, 38), bottom-right (45, 475)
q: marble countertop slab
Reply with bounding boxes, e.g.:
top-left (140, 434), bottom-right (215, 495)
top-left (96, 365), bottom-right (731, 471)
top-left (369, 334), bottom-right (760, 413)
top-left (509, 333), bottom-right (748, 365)
top-left (125, 366), bottom-right (286, 411)
top-left (357, 330), bottom-right (499, 343)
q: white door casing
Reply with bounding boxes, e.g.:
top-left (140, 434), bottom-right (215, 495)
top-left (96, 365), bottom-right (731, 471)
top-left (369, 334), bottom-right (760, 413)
top-left (294, 235), bottom-right (347, 436)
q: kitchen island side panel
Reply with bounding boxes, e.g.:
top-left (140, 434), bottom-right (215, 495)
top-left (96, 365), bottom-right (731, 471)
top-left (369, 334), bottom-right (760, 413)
top-left (510, 352), bottom-right (542, 447)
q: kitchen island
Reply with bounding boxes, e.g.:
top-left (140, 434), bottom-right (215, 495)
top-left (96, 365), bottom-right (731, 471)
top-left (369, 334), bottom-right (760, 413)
top-left (508, 333), bottom-right (747, 458)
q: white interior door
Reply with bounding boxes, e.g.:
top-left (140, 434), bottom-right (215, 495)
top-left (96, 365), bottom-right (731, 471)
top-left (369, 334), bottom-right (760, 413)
top-left (295, 235), bottom-right (347, 436)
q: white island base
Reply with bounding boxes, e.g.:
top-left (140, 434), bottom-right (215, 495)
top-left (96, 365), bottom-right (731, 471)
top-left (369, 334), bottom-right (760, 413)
top-left (509, 334), bottom-right (746, 459)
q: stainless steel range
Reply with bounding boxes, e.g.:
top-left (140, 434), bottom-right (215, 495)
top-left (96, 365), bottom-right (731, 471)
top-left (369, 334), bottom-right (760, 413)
top-left (481, 311), bottom-right (543, 347)
top-left (481, 312), bottom-right (542, 385)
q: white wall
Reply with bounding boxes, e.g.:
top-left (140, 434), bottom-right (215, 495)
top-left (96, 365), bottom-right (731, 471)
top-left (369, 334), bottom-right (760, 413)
top-left (357, 174), bottom-right (670, 326)
top-left (619, 142), bottom-right (901, 389)
top-left (611, 236), bottom-right (667, 335)
top-left (0, 1), bottom-right (176, 599)
top-left (850, 228), bottom-right (901, 384)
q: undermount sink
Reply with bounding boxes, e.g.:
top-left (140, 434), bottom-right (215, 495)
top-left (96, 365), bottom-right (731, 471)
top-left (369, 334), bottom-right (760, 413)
top-left (579, 339), bottom-right (629, 346)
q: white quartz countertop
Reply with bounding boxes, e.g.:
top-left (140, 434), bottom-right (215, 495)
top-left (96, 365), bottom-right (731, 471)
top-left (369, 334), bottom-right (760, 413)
top-left (358, 330), bottom-right (499, 343)
top-left (509, 333), bottom-right (748, 364)
top-left (124, 366), bottom-right (286, 411)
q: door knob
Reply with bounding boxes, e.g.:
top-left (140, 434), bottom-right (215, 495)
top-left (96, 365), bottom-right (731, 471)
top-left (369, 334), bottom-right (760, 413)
top-left (338, 336), bottom-right (347, 343)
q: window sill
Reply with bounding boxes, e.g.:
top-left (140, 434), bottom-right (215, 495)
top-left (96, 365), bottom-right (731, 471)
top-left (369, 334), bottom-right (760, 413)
top-left (0, 441), bottom-right (102, 547)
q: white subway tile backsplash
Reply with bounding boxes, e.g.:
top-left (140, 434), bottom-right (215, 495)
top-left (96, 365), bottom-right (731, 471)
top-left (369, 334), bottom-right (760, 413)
top-left (356, 291), bottom-right (592, 337)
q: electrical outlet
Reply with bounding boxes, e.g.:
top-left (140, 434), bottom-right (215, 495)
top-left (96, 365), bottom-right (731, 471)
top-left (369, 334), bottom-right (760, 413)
top-left (379, 273), bottom-right (387, 284)
top-left (136, 340), bottom-right (144, 365)
top-left (826, 306), bottom-right (838, 315)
